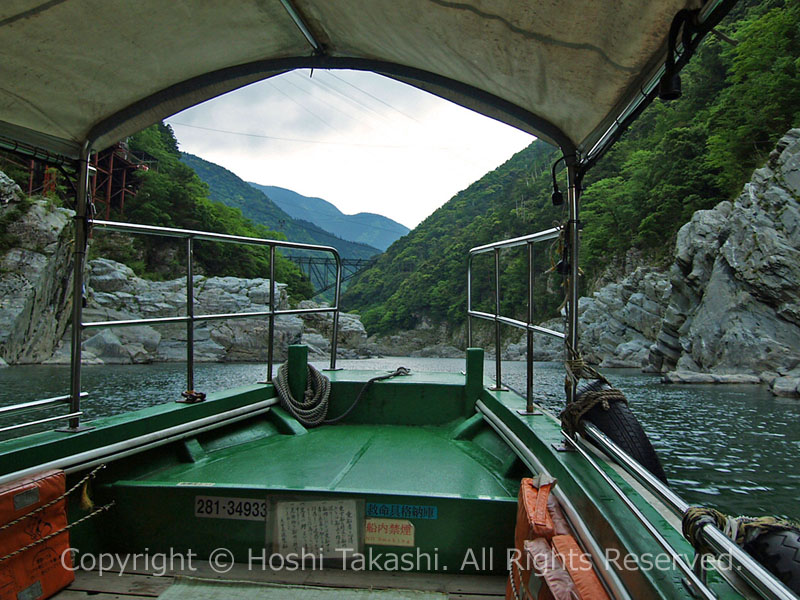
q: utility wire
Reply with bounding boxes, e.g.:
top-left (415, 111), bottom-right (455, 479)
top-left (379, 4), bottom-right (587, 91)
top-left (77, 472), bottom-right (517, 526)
top-left (169, 121), bottom-right (466, 151)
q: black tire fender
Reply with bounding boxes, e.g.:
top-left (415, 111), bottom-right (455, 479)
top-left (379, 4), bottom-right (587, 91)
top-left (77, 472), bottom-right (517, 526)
top-left (579, 379), bottom-right (669, 485)
top-left (744, 529), bottom-right (800, 594)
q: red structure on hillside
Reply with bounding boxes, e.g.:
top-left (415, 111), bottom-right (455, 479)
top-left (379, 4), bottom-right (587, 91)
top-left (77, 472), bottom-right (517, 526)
top-left (90, 141), bottom-right (155, 219)
top-left (0, 140), bottom-right (155, 216)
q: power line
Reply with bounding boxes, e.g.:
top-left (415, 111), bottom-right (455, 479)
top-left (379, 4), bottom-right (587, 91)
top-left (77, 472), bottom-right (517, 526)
top-left (325, 71), bottom-right (424, 124)
top-left (168, 121), bottom-right (464, 151)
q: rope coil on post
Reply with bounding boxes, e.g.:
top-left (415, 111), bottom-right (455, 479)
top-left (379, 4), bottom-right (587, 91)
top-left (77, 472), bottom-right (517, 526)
top-left (273, 362), bottom-right (331, 427)
top-left (273, 364), bottom-right (411, 428)
top-left (560, 343), bottom-right (627, 437)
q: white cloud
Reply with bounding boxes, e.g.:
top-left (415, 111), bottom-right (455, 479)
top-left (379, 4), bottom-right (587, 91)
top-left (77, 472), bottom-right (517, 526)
top-left (166, 70), bottom-right (534, 229)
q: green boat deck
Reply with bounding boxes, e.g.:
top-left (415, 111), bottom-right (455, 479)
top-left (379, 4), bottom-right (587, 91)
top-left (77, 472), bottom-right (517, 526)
top-left (132, 422), bottom-right (518, 498)
top-left (76, 368), bottom-right (522, 574)
top-left (0, 360), bottom-right (746, 598)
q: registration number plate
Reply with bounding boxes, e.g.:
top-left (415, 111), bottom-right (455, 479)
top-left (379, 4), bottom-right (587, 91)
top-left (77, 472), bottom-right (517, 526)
top-left (194, 495), bottom-right (267, 521)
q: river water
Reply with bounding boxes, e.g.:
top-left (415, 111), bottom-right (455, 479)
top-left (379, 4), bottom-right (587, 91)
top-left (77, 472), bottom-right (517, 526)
top-left (1, 358), bottom-right (797, 521)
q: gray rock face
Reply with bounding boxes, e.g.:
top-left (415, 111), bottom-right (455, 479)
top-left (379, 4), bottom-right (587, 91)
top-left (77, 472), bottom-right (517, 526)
top-left (502, 268), bottom-right (670, 367)
top-left (0, 172), bottom-right (23, 204)
top-left (579, 268), bottom-right (671, 368)
top-left (296, 300), bottom-right (368, 356)
top-left (502, 318), bottom-right (564, 362)
top-left (41, 259), bottom-right (372, 365)
top-left (50, 258), bottom-right (304, 364)
top-left (0, 198), bottom-right (74, 363)
top-left (648, 128), bottom-right (800, 396)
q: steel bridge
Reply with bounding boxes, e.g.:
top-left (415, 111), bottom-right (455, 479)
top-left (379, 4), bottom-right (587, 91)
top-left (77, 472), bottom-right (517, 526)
top-left (290, 256), bottom-right (375, 295)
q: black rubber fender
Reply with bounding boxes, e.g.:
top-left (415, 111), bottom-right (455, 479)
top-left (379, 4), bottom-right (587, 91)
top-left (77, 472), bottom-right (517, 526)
top-left (579, 379), bottom-right (669, 484)
top-left (744, 529), bottom-right (800, 594)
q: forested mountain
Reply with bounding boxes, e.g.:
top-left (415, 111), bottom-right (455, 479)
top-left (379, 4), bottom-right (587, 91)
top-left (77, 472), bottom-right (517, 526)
top-left (91, 123), bottom-right (313, 299)
top-left (343, 0), bottom-right (799, 335)
top-left (181, 153), bottom-right (380, 259)
top-left (248, 183), bottom-right (409, 251)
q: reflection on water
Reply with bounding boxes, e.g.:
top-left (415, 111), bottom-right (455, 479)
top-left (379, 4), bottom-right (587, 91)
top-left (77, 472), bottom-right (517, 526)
top-left (1, 358), bottom-right (797, 520)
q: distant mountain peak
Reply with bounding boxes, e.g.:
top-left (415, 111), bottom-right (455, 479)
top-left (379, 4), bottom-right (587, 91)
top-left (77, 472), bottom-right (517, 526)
top-left (248, 183), bottom-right (409, 252)
top-left (179, 152), bottom-right (380, 260)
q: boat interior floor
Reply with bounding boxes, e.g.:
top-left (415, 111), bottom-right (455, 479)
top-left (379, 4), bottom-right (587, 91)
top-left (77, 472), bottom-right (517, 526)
top-left (51, 558), bottom-right (506, 599)
top-left (67, 370), bottom-right (526, 577)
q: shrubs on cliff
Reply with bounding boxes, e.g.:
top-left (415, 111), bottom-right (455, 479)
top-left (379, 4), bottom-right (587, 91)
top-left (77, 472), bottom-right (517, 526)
top-left (93, 123), bottom-right (313, 299)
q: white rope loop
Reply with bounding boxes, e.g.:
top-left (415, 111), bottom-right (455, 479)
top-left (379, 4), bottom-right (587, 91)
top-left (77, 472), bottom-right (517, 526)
top-left (273, 363), bottom-right (331, 427)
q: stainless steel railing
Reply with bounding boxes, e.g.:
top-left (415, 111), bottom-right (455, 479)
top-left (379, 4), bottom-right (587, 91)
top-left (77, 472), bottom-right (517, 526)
top-left (581, 423), bottom-right (798, 600)
top-left (2, 219), bottom-right (342, 434)
top-left (467, 227), bottom-right (564, 412)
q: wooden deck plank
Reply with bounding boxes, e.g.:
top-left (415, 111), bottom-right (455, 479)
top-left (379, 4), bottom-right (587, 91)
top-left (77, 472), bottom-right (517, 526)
top-left (67, 570), bottom-right (172, 597)
top-left (53, 591), bottom-right (153, 600)
top-left (52, 558), bottom-right (505, 599)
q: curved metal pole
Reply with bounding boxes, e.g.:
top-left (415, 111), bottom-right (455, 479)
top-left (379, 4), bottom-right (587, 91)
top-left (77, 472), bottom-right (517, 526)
top-left (565, 158), bottom-right (580, 402)
top-left (65, 142), bottom-right (91, 432)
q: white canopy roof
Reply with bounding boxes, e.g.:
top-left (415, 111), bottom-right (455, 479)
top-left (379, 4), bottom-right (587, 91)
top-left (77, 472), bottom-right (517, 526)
top-left (0, 0), bottom-right (731, 164)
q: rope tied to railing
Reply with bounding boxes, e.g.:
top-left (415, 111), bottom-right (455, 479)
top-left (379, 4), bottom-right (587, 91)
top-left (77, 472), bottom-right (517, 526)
top-left (560, 343), bottom-right (627, 437)
top-left (683, 506), bottom-right (800, 556)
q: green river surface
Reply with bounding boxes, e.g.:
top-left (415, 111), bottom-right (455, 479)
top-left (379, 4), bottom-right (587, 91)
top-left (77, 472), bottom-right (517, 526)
top-left (1, 358), bottom-right (798, 521)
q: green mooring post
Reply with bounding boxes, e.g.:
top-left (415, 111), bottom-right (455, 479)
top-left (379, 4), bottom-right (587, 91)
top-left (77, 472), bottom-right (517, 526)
top-left (287, 345), bottom-right (308, 401)
top-left (465, 348), bottom-right (484, 412)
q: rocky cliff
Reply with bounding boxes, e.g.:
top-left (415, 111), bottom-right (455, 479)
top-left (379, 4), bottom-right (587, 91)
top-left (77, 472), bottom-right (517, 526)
top-left (503, 129), bottom-right (800, 398)
top-left (500, 266), bottom-right (670, 367)
top-left (2, 129), bottom-right (799, 398)
top-left (0, 196), bottom-right (74, 365)
top-left (648, 128), bottom-right (800, 396)
top-left (0, 175), bottom-right (369, 365)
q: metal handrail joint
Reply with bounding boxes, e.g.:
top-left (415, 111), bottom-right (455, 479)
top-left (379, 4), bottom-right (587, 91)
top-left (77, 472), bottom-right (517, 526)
top-left (467, 227), bottom-right (563, 411)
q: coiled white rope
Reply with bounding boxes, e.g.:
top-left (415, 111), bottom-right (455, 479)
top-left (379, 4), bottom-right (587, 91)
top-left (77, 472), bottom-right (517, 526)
top-left (273, 362), bottom-right (331, 427)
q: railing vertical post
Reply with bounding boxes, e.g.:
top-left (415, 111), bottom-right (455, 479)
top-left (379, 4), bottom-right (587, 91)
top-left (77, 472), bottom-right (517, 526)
top-left (65, 142), bottom-right (92, 432)
top-left (186, 236), bottom-right (194, 392)
top-left (466, 254), bottom-right (473, 347)
top-left (492, 247), bottom-right (503, 391)
top-left (526, 240), bottom-right (535, 413)
top-left (267, 245), bottom-right (275, 382)
top-left (328, 252), bottom-right (342, 370)
top-left (566, 159), bottom-right (580, 403)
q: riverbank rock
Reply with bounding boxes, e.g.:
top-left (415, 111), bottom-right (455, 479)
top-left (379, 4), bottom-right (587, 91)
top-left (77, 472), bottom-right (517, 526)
top-left (499, 267), bottom-right (670, 367)
top-left (648, 129), bottom-right (800, 397)
top-left (367, 320), bottom-right (462, 358)
top-left (662, 371), bottom-right (761, 385)
top-left (579, 267), bottom-right (670, 368)
top-left (48, 258), bottom-right (302, 364)
top-left (502, 318), bottom-right (564, 361)
top-left (43, 259), bottom-right (374, 365)
top-left (295, 300), bottom-right (373, 359)
top-left (0, 197), bottom-right (74, 364)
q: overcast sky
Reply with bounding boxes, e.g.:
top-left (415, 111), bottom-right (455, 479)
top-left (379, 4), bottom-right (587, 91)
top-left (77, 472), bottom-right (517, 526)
top-left (165, 70), bottom-right (534, 230)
